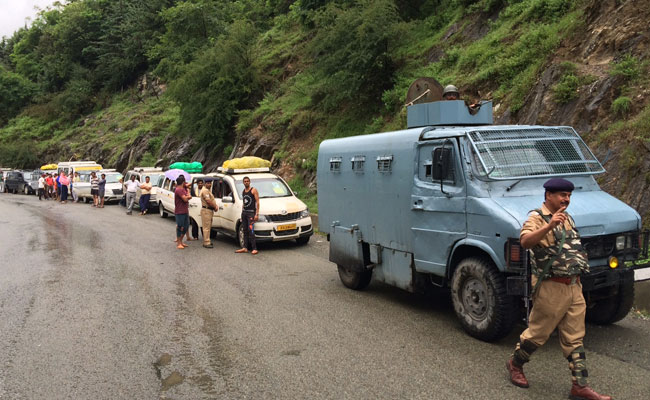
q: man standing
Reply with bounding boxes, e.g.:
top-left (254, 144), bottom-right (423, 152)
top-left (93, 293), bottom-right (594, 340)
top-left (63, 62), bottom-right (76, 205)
top-left (45, 174), bottom-right (53, 199)
top-left (199, 178), bottom-right (217, 248)
top-left (235, 176), bottom-right (259, 255)
top-left (97, 173), bottom-right (107, 208)
top-left (90, 172), bottom-right (99, 207)
top-left (124, 175), bottom-right (140, 215)
top-left (506, 178), bottom-right (611, 400)
top-left (139, 176), bottom-right (153, 215)
top-left (174, 175), bottom-right (192, 250)
top-left (37, 174), bottom-right (45, 200)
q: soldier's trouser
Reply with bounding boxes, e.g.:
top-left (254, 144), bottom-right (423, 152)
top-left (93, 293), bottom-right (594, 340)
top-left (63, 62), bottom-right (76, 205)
top-left (513, 278), bottom-right (588, 382)
top-left (200, 209), bottom-right (213, 245)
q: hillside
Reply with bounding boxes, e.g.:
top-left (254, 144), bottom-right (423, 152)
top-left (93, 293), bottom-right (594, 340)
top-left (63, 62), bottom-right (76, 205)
top-left (0, 0), bottom-right (649, 222)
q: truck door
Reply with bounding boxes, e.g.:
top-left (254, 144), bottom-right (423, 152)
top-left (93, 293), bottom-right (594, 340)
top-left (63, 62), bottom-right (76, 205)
top-left (411, 138), bottom-right (467, 277)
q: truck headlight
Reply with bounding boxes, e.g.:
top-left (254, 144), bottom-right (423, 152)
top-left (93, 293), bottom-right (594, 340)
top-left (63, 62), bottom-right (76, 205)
top-left (300, 208), bottom-right (310, 218)
top-left (615, 235), bottom-right (625, 251)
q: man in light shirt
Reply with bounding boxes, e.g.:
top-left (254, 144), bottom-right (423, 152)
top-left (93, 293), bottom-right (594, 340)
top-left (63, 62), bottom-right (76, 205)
top-left (38, 174), bottom-right (45, 200)
top-left (124, 175), bottom-right (141, 215)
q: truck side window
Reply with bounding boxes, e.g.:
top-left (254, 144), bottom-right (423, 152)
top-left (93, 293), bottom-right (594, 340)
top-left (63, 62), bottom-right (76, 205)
top-left (424, 147), bottom-right (455, 183)
top-left (351, 155), bottom-right (365, 173)
top-left (329, 157), bottom-right (342, 172)
top-left (377, 155), bottom-right (393, 172)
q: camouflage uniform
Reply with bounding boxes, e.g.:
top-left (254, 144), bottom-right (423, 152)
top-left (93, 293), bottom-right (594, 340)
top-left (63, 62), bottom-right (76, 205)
top-left (512, 204), bottom-right (591, 386)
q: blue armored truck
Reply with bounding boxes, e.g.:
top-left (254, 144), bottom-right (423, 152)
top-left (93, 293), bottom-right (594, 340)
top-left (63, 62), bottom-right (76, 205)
top-left (317, 99), bottom-right (650, 341)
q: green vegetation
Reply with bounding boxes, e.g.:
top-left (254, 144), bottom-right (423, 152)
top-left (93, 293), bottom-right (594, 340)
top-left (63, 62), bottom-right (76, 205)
top-left (610, 55), bottom-right (642, 82)
top-left (611, 96), bottom-right (632, 117)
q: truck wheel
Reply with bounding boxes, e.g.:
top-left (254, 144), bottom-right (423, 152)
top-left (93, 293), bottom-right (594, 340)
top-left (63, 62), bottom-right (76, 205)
top-left (296, 236), bottom-right (310, 245)
top-left (451, 257), bottom-right (516, 342)
top-left (337, 265), bottom-right (372, 290)
top-left (586, 279), bottom-right (634, 325)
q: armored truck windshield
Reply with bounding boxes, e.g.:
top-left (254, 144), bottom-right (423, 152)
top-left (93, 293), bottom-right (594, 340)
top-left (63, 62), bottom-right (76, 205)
top-left (466, 127), bottom-right (604, 179)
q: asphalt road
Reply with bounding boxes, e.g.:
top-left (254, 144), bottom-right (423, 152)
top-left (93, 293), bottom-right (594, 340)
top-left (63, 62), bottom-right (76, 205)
top-left (1, 194), bottom-right (649, 400)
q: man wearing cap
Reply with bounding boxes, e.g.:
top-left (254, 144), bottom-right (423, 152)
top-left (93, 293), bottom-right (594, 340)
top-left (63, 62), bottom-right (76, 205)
top-left (506, 178), bottom-right (611, 400)
top-left (200, 179), bottom-right (217, 248)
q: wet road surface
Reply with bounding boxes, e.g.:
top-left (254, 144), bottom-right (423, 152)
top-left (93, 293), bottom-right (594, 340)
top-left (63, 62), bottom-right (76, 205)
top-left (1, 194), bottom-right (649, 399)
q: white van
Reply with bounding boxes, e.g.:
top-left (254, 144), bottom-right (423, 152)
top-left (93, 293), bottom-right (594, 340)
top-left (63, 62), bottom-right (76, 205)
top-left (188, 167), bottom-right (313, 247)
top-left (158, 173), bottom-right (206, 222)
top-left (57, 161), bottom-right (102, 176)
top-left (123, 167), bottom-right (164, 211)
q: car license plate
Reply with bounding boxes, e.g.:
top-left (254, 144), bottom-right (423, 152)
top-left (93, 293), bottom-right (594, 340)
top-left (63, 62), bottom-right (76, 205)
top-left (277, 223), bottom-right (297, 231)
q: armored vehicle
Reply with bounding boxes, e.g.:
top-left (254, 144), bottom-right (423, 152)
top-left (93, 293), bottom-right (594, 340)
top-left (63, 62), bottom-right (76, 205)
top-left (317, 98), bottom-right (650, 341)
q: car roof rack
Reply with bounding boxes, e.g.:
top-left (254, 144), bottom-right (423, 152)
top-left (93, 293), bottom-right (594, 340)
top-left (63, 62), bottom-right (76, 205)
top-left (216, 167), bottom-right (271, 174)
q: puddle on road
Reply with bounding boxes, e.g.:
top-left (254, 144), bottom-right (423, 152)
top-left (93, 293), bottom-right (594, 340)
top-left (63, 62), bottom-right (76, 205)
top-left (161, 371), bottom-right (185, 391)
top-left (153, 353), bottom-right (172, 379)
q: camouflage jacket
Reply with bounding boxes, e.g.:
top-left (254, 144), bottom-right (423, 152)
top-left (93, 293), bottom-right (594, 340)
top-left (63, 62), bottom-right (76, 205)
top-left (528, 208), bottom-right (590, 278)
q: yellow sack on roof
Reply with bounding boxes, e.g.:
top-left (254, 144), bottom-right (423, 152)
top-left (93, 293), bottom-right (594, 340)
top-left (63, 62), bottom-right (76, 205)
top-left (41, 163), bottom-right (58, 170)
top-left (222, 157), bottom-right (271, 170)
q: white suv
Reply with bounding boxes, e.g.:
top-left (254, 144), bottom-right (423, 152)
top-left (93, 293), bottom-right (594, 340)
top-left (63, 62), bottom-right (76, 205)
top-left (189, 167), bottom-right (313, 247)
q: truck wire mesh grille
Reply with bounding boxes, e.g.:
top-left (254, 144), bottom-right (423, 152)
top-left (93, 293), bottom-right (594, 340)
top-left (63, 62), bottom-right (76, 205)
top-left (468, 127), bottom-right (604, 179)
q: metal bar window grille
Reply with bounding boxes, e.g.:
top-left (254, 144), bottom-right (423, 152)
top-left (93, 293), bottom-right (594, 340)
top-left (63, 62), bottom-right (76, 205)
top-left (351, 155), bottom-right (365, 173)
top-left (468, 127), bottom-right (604, 179)
top-left (329, 157), bottom-right (342, 172)
top-left (377, 155), bottom-right (393, 172)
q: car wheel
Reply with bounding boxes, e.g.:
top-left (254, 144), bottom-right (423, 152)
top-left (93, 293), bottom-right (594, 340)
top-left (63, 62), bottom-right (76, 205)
top-left (450, 257), bottom-right (517, 342)
top-left (24, 186), bottom-right (30, 195)
top-left (296, 236), bottom-right (310, 245)
top-left (237, 222), bottom-right (246, 248)
top-left (190, 219), bottom-right (199, 239)
top-left (337, 264), bottom-right (372, 290)
top-left (159, 203), bottom-right (168, 218)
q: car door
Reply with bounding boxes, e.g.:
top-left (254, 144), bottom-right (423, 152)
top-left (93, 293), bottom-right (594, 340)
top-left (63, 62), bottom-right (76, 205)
top-left (188, 177), bottom-right (202, 226)
top-left (216, 177), bottom-right (239, 233)
top-left (411, 138), bottom-right (467, 277)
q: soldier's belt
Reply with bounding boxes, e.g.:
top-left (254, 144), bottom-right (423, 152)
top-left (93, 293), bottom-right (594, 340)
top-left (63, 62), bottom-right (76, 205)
top-left (548, 276), bottom-right (580, 285)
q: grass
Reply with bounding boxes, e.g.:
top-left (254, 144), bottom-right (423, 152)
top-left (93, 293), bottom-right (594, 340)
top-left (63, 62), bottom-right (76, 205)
top-left (288, 176), bottom-right (318, 214)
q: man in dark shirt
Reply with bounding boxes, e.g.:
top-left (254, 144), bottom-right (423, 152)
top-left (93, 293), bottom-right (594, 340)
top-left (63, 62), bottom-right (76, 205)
top-left (174, 175), bottom-right (192, 250)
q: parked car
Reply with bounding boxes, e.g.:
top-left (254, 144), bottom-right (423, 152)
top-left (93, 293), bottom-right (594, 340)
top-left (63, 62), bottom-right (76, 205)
top-left (158, 174), bottom-right (206, 223)
top-left (123, 167), bottom-right (164, 211)
top-left (4, 170), bottom-right (39, 194)
top-left (75, 170), bottom-right (124, 203)
top-left (187, 167), bottom-right (313, 247)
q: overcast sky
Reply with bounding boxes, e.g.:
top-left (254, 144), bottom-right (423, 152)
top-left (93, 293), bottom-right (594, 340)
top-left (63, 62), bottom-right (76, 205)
top-left (0, 0), bottom-right (61, 40)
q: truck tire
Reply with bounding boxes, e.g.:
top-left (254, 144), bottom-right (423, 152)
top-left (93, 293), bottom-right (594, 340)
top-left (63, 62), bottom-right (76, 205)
top-left (586, 279), bottom-right (634, 325)
top-left (451, 257), bottom-right (517, 342)
top-left (337, 265), bottom-right (372, 290)
top-left (159, 203), bottom-right (168, 218)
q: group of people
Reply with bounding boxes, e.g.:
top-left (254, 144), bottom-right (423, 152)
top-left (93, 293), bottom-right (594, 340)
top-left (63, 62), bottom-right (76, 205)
top-left (37, 171), bottom-right (72, 203)
top-left (36, 170), bottom-right (109, 207)
top-left (170, 174), bottom-right (259, 254)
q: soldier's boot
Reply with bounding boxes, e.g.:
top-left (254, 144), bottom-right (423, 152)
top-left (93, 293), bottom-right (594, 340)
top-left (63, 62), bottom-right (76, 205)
top-left (569, 383), bottom-right (612, 400)
top-left (567, 347), bottom-right (612, 400)
top-left (507, 340), bottom-right (537, 388)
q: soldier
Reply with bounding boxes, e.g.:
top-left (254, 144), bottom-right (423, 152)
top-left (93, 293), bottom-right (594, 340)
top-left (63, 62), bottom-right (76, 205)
top-left (200, 178), bottom-right (217, 248)
top-left (506, 178), bottom-right (611, 400)
top-left (442, 84), bottom-right (460, 100)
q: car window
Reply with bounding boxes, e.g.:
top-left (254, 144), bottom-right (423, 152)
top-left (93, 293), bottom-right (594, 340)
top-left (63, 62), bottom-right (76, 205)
top-left (163, 178), bottom-right (171, 190)
top-left (234, 178), bottom-right (292, 199)
top-left (104, 173), bottom-right (123, 183)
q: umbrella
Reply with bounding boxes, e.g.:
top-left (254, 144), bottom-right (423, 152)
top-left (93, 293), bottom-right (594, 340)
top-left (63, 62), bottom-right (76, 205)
top-left (164, 169), bottom-right (191, 183)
